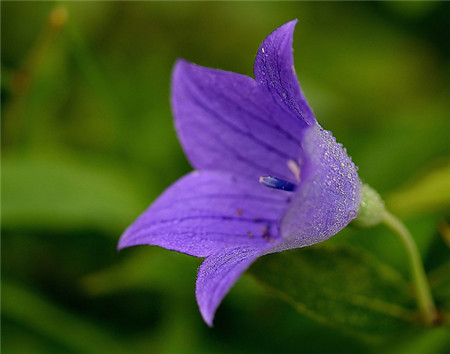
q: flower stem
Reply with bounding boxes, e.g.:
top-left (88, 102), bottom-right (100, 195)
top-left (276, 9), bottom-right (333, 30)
top-left (382, 211), bottom-right (438, 325)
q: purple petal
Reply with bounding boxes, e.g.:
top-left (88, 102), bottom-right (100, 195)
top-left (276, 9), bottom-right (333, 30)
top-left (254, 20), bottom-right (316, 126)
top-left (172, 59), bottom-right (308, 182)
top-left (118, 171), bottom-right (289, 257)
top-left (274, 125), bottom-right (361, 252)
top-left (196, 246), bottom-right (270, 326)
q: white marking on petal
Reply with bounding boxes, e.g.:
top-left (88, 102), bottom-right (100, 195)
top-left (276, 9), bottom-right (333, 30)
top-left (287, 159), bottom-right (301, 182)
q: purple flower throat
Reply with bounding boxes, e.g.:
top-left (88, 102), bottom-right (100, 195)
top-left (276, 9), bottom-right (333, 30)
top-left (259, 158), bottom-right (301, 192)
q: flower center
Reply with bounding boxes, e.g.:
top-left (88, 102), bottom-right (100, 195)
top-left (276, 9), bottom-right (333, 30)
top-left (259, 160), bottom-right (301, 192)
top-left (259, 176), bottom-right (297, 191)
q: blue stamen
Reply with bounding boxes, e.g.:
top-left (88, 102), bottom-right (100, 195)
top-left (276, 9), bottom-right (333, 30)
top-left (259, 176), bottom-right (297, 191)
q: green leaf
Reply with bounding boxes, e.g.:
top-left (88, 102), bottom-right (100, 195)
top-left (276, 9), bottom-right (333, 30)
top-left (2, 153), bottom-right (148, 234)
top-left (2, 280), bottom-right (130, 354)
top-left (425, 221), bottom-right (450, 325)
top-left (429, 262), bottom-right (450, 325)
top-left (80, 248), bottom-right (200, 296)
top-left (387, 161), bottom-right (450, 217)
top-left (383, 327), bottom-right (450, 354)
top-left (249, 243), bottom-right (416, 340)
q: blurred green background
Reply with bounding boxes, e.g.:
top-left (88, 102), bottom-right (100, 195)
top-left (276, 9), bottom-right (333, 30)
top-left (2, 1), bottom-right (450, 353)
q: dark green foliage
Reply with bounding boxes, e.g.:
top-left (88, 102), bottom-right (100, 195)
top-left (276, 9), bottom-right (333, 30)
top-left (250, 244), bottom-right (416, 341)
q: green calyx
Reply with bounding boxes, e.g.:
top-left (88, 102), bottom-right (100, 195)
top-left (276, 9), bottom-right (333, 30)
top-left (353, 184), bottom-right (386, 228)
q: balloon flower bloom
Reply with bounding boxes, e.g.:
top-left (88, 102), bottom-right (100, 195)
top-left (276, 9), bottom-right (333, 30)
top-left (118, 20), bottom-right (361, 325)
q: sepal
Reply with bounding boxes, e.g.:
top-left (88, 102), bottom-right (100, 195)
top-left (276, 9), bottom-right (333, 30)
top-left (353, 184), bottom-right (385, 228)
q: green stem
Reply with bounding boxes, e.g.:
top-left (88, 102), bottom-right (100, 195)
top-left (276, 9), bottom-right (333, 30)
top-left (382, 211), bottom-right (437, 325)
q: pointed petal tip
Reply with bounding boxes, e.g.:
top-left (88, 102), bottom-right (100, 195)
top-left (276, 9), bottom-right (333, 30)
top-left (172, 58), bottom-right (203, 82)
top-left (174, 57), bottom-right (189, 68)
top-left (195, 247), bottom-right (272, 328)
top-left (116, 231), bottom-right (131, 251)
top-left (282, 19), bottom-right (298, 29)
top-left (117, 223), bottom-right (145, 252)
top-left (266, 19), bottom-right (298, 43)
top-left (200, 308), bottom-right (215, 327)
top-left (254, 19), bottom-right (315, 126)
top-left (172, 58), bottom-right (190, 78)
top-left (197, 283), bottom-right (217, 327)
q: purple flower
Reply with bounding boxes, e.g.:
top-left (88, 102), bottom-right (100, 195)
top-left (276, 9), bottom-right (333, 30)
top-left (118, 20), bottom-right (361, 325)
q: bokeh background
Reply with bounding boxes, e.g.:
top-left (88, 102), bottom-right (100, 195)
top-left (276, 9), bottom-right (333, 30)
top-left (2, 1), bottom-right (450, 353)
